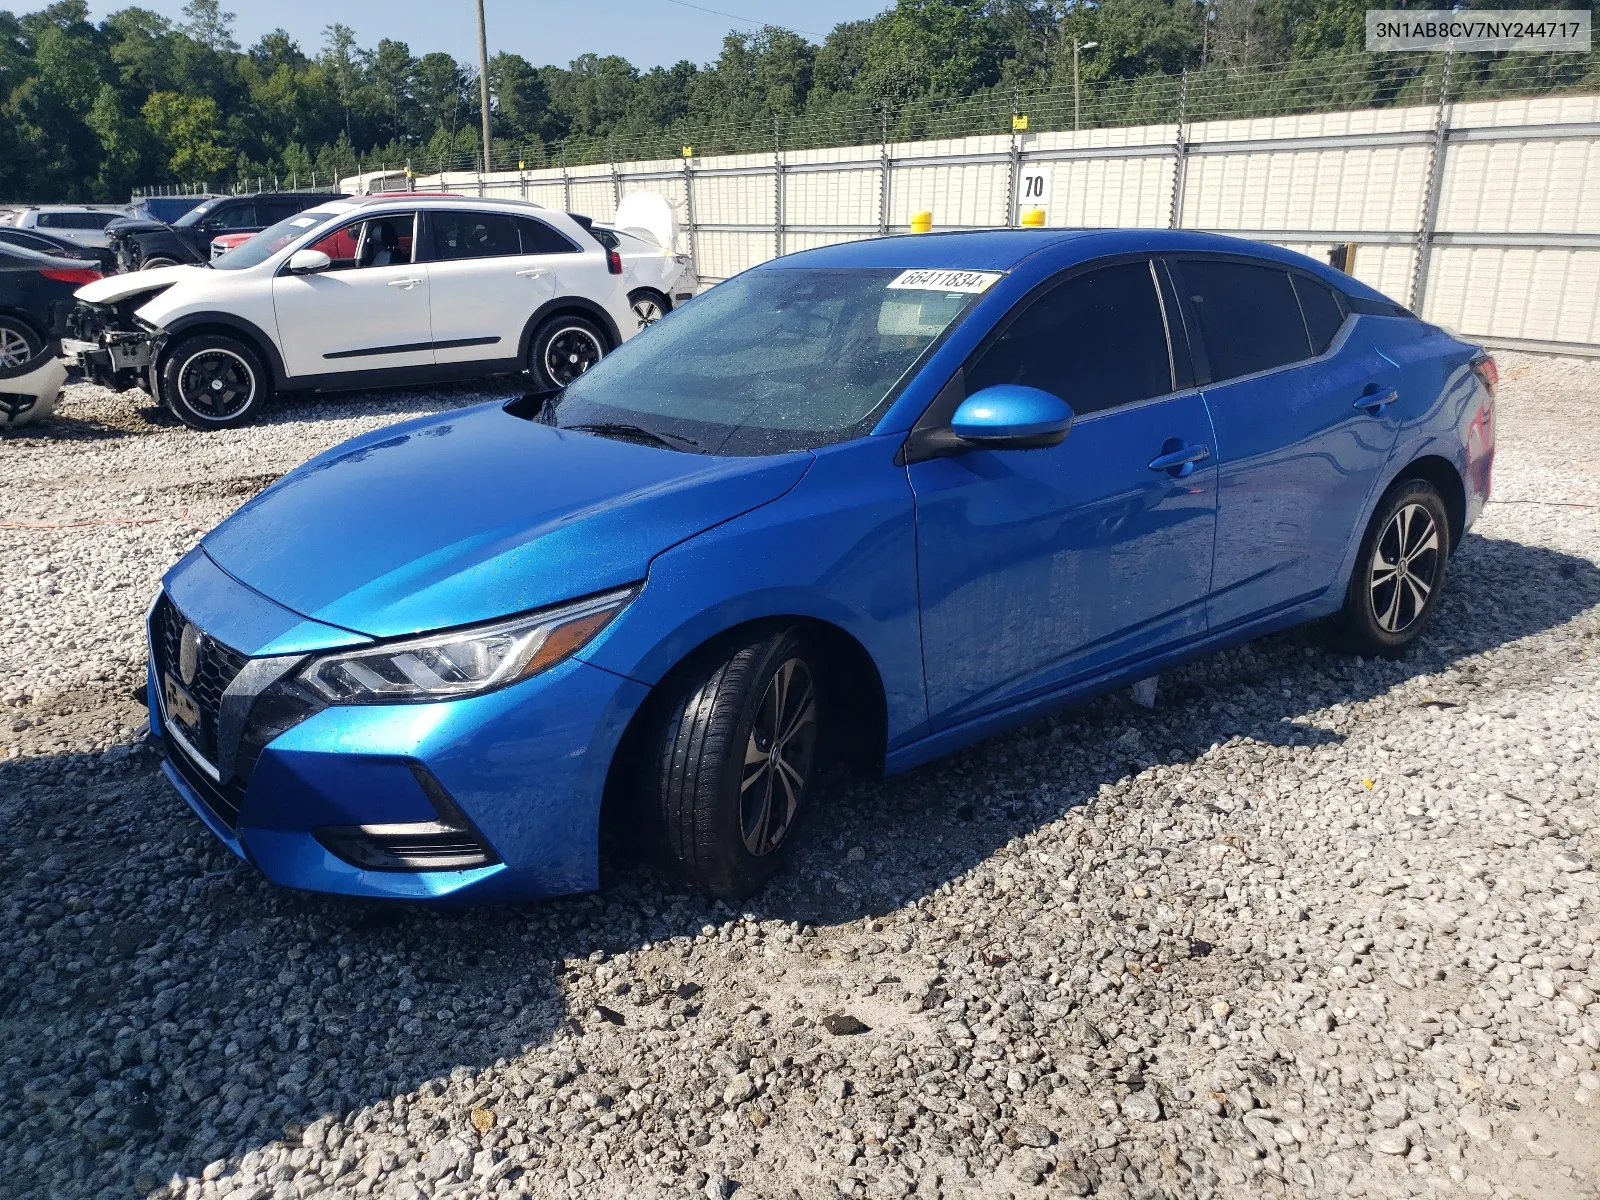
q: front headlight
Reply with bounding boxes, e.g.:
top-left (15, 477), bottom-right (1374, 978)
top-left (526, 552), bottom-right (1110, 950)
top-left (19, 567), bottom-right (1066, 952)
top-left (300, 586), bottom-right (637, 704)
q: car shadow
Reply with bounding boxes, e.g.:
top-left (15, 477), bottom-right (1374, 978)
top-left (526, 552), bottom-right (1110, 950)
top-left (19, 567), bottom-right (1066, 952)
top-left (0, 531), bottom-right (1593, 1197)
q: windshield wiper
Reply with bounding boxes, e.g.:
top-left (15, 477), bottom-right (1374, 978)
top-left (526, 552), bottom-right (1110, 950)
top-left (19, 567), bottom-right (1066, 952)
top-left (565, 422), bottom-right (703, 452)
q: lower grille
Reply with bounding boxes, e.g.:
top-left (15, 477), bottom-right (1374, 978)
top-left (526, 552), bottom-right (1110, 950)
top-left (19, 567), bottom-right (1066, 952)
top-left (166, 737), bottom-right (245, 828)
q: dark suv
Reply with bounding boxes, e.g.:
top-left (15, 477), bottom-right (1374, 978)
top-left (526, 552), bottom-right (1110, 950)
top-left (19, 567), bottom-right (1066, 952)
top-left (106, 192), bottom-right (342, 273)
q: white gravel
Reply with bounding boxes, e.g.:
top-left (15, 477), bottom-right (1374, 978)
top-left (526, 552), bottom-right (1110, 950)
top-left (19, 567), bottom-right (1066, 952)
top-left (2, 356), bottom-right (1600, 1200)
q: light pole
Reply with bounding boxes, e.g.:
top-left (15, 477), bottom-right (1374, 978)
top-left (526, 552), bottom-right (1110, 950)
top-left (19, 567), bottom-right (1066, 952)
top-left (1074, 39), bottom-right (1098, 132)
top-left (475, 0), bottom-right (493, 173)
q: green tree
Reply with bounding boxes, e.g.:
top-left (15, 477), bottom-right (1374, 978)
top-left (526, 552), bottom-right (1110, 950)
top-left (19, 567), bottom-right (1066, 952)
top-left (142, 89), bottom-right (231, 179)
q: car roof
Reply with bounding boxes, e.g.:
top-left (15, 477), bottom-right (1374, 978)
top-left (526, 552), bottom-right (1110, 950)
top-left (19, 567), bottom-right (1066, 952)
top-left (26, 205), bottom-right (125, 214)
top-left (765, 227), bottom-right (1396, 299)
top-left (343, 194), bottom-right (549, 213)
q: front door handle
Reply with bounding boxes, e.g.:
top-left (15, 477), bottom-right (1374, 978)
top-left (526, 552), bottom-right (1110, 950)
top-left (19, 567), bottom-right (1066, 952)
top-left (1355, 387), bottom-right (1399, 414)
top-left (516, 268), bottom-right (550, 278)
top-left (387, 278), bottom-right (425, 289)
top-left (1148, 443), bottom-right (1211, 476)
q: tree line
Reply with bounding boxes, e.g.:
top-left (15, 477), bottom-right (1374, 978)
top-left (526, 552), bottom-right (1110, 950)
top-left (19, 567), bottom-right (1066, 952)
top-left (0, 0), bottom-right (1591, 201)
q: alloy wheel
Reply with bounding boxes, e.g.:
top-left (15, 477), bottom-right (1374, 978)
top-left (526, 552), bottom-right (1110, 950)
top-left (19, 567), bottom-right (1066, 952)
top-left (632, 296), bottom-right (664, 328)
top-left (739, 658), bottom-right (818, 857)
top-left (543, 327), bottom-right (603, 386)
top-left (0, 326), bottom-right (34, 368)
top-left (176, 349), bottom-right (255, 421)
top-left (1369, 502), bottom-right (1441, 633)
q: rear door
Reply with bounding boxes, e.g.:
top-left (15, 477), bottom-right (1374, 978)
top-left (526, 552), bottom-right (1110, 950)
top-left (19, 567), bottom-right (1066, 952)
top-left (1170, 255), bottom-right (1403, 629)
top-left (271, 210), bottom-right (433, 379)
top-left (419, 210), bottom-right (575, 365)
top-left (910, 259), bottom-right (1219, 729)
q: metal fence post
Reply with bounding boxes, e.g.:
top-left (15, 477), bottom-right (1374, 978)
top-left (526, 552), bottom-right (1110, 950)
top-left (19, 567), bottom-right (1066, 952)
top-left (610, 137), bottom-right (621, 211)
top-left (1411, 49), bottom-right (1455, 314)
top-left (773, 116), bottom-right (785, 259)
top-left (683, 152), bottom-right (699, 283)
top-left (1168, 69), bottom-right (1189, 229)
top-left (561, 143), bottom-right (572, 212)
top-left (1007, 91), bottom-right (1022, 228)
top-left (878, 106), bottom-right (891, 235)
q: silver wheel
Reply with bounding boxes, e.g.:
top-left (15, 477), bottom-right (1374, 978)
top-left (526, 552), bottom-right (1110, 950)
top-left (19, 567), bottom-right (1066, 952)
top-left (0, 324), bottom-right (36, 368)
top-left (739, 658), bottom-right (818, 857)
top-left (1368, 502), bottom-right (1441, 633)
top-left (175, 347), bottom-right (256, 422)
top-left (632, 294), bottom-right (665, 328)
top-left (140, 257), bottom-right (178, 270)
top-left (542, 325), bottom-right (603, 386)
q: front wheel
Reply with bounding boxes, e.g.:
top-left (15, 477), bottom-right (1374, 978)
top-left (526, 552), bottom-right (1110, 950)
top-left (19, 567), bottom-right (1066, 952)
top-left (139, 256), bottom-right (180, 270)
top-left (647, 627), bottom-right (824, 899)
top-left (160, 333), bottom-right (269, 430)
top-left (528, 314), bottom-right (607, 389)
top-left (1333, 478), bottom-right (1450, 658)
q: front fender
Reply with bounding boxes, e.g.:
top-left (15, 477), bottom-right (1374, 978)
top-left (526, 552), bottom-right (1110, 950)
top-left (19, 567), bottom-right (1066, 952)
top-left (577, 434), bottom-right (930, 751)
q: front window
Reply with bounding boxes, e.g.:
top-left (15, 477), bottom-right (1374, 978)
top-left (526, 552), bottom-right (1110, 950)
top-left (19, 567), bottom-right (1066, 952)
top-left (211, 206), bottom-right (351, 270)
top-left (174, 198), bottom-right (223, 228)
top-left (540, 267), bottom-right (983, 455)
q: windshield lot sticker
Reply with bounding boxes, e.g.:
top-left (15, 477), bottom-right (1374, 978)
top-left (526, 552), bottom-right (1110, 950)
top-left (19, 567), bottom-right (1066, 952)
top-left (887, 269), bottom-right (1001, 294)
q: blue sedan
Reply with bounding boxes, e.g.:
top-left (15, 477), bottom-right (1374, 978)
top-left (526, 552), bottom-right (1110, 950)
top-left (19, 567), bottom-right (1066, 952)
top-left (146, 229), bottom-right (1496, 904)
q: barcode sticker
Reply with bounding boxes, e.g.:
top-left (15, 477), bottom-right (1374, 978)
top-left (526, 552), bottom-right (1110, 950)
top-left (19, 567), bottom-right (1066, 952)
top-left (886, 269), bottom-right (1001, 294)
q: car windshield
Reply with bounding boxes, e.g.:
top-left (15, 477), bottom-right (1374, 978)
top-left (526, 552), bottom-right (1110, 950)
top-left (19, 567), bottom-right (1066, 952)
top-left (173, 199), bottom-right (222, 228)
top-left (542, 267), bottom-right (982, 455)
top-left (211, 207), bottom-right (349, 270)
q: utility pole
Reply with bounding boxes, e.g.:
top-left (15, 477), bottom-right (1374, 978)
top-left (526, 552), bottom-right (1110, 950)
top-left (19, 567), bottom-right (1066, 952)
top-left (1074, 39), bottom-right (1098, 132)
top-left (475, 0), bottom-right (493, 173)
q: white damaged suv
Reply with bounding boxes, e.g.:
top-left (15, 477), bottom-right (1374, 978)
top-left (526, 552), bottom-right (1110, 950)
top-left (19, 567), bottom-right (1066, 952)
top-left (66, 196), bottom-right (639, 429)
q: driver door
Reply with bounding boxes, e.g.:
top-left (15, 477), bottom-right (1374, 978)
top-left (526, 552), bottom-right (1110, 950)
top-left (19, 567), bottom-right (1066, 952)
top-left (908, 259), bottom-right (1219, 729)
top-left (271, 211), bottom-right (434, 380)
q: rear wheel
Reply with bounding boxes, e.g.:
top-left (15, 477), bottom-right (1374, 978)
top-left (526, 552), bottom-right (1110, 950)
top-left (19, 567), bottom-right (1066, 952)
top-left (0, 316), bottom-right (43, 368)
top-left (140, 256), bottom-right (179, 271)
top-left (629, 288), bottom-right (669, 330)
top-left (160, 333), bottom-right (269, 431)
top-left (528, 314), bottom-right (607, 389)
top-left (1333, 478), bottom-right (1450, 658)
top-left (646, 626), bottom-right (823, 899)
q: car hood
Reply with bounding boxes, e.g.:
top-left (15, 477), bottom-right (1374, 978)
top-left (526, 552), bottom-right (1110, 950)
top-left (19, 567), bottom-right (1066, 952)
top-left (75, 265), bottom-right (201, 304)
top-left (106, 218), bottom-right (169, 235)
top-left (201, 401), bottom-right (814, 638)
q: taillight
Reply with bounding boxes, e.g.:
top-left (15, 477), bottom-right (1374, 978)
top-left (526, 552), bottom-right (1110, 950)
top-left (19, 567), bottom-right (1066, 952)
top-left (40, 266), bottom-right (102, 284)
top-left (607, 249), bottom-right (623, 275)
top-left (1471, 354), bottom-right (1498, 397)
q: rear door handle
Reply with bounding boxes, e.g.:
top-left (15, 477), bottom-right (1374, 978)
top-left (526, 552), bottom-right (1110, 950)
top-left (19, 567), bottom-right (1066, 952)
top-left (1148, 444), bottom-right (1211, 475)
top-left (387, 278), bottom-right (425, 289)
top-left (1355, 388), bottom-right (1399, 414)
top-left (516, 268), bottom-right (550, 278)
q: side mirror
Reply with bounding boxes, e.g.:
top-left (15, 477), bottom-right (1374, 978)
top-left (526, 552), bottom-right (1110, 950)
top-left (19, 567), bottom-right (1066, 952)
top-left (950, 384), bottom-right (1074, 449)
top-left (286, 249), bottom-right (332, 275)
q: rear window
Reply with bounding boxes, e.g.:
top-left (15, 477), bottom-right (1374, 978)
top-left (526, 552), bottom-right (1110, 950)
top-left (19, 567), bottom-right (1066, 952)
top-left (1179, 259), bottom-right (1312, 383)
top-left (517, 217), bottom-right (578, 254)
top-left (1293, 274), bottom-right (1347, 354)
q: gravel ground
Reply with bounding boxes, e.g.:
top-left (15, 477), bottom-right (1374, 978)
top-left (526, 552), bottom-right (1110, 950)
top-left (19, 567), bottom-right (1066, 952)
top-left (2, 356), bottom-right (1600, 1200)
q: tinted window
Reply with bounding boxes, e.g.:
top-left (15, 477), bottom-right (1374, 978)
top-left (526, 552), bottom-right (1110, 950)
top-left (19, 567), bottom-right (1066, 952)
top-left (427, 211), bottom-right (520, 260)
top-left (1292, 274), bottom-right (1346, 355)
top-left (965, 261), bottom-right (1173, 416)
top-left (260, 198), bottom-right (306, 223)
top-left (36, 213), bottom-right (65, 228)
top-left (517, 217), bottom-right (577, 254)
top-left (1180, 260), bottom-right (1311, 382)
top-left (590, 227), bottom-right (620, 250)
top-left (208, 203), bottom-right (258, 230)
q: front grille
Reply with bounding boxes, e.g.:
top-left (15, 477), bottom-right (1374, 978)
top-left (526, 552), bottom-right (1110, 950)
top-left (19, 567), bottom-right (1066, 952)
top-left (151, 593), bottom-right (249, 827)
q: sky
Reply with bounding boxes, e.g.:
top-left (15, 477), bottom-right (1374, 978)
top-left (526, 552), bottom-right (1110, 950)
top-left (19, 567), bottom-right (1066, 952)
top-left (25, 0), bottom-right (893, 68)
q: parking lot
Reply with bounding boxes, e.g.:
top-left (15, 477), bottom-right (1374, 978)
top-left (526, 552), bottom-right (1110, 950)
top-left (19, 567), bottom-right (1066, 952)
top-left (2, 356), bottom-right (1599, 1200)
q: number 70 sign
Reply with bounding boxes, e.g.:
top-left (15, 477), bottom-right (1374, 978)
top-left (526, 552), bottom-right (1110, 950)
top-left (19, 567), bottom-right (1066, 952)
top-left (1017, 164), bottom-right (1052, 215)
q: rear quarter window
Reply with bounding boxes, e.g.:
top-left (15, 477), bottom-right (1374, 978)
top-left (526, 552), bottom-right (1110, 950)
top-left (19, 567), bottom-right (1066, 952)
top-left (1292, 274), bottom-right (1347, 355)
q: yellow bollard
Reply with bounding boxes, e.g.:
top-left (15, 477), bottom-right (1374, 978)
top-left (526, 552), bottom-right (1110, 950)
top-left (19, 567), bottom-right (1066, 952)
top-left (1020, 208), bottom-right (1046, 227)
top-left (909, 211), bottom-right (933, 234)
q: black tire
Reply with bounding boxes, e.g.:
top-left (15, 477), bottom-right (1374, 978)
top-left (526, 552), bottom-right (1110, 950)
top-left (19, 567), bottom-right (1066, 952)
top-left (648, 626), bottom-right (823, 899)
top-left (159, 333), bottom-right (269, 431)
top-left (528, 314), bottom-right (607, 389)
top-left (0, 315), bottom-right (43, 369)
top-left (628, 288), bottom-right (669, 330)
top-left (1333, 478), bottom-right (1450, 658)
top-left (140, 256), bottom-right (180, 270)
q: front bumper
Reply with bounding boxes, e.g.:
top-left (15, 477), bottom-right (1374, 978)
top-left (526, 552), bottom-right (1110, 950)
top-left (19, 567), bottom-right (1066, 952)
top-left (62, 329), bottom-right (159, 394)
top-left (146, 564), bottom-right (651, 905)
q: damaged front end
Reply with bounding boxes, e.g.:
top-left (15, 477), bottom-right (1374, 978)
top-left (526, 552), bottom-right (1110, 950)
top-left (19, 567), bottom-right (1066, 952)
top-left (62, 297), bottom-right (166, 395)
